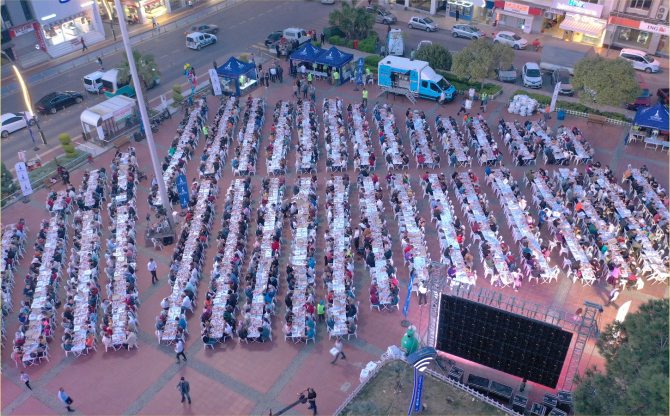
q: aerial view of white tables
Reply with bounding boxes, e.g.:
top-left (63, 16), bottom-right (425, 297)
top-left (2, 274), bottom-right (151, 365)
top-left (626, 167), bottom-right (669, 226)
top-left (324, 175), bottom-right (354, 338)
top-left (435, 115), bottom-right (471, 167)
top-left (406, 110), bottom-right (440, 169)
top-left (157, 179), bottom-right (216, 344)
top-left (467, 117), bottom-right (501, 166)
top-left (373, 103), bottom-right (408, 170)
top-left (500, 120), bottom-right (536, 166)
top-left (2, 221), bottom-right (28, 349)
top-left (324, 98), bottom-right (348, 172)
top-left (350, 102), bottom-right (375, 172)
top-left (234, 97), bottom-right (265, 176)
top-left (555, 125), bottom-right (594, 165)
top-left (244, 177), bottom-right (284, 342)
top-left (295, 99), bottom-right (319, 174)
top-left (266, 100), bottom-right (293, 175)
top-left (358, 176), bottom-right (396, 310)
top-left (200, 96), bottom-right (239, 179)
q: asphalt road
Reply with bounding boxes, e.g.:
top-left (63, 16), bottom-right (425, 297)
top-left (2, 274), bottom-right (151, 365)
top-left (2, 1), bottom-right (665, 168)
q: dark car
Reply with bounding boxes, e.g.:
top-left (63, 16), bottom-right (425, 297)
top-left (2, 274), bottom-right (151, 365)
top-left (265, 30), bottom-right (283, 47)
top-left (188, 24), bottom-right (219, 34)
top-left (657, 88), bottom-right (669, 105)
top-left (35, 91), bottom-right (83, 114)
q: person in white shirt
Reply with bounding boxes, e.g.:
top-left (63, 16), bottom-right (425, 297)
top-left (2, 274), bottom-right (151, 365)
top-left (147, 259), bottom-right (158, 284)
top-left (20, 372), bottom-right (32, 390)
top-left (331, 339), bottom-right (346, 363)
top-left (175, 339), bottom-right (187, 362)
top-left (181, 295), bottom-right (192, 313)
top-left (418, 280), bottom-right (428, 306)
top-left (518, 198), bottom-right (528, 211)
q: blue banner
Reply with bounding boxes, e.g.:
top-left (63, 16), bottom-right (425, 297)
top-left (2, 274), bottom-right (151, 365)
top-left (356, 57), bottom-right (364, 86)
top-left (408, 367), bottom-right (418, 416)
top-left (24, 115), bottom-right (37, 147)
top-left (414, 375), bottom-right (424, 412)
top-left (176, 174), bottom-right (190, 210)
top-left (402, 272), bottom-right (414, 318)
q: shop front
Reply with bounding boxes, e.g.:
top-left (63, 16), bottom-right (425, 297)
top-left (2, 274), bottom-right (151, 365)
top-left (609, 16), bottom-right (669, 57)
top-left (36, 0), bottom-right (104, 58)
top-left (558, 13), bottom-right (607, 46)
top-left (541, 0), bottom-right (604, 38)
top-left (443, 1), bottom-right (495, 24)
top-left (41, 11), bottom-right (95, 48)
top-left (492, 1), bottom-right (543, 34)
top-left (116, 0), bottom-right (170, 25)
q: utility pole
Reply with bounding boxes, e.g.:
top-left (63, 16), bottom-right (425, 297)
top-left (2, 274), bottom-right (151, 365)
top-left (114, 0), bottom-right (175, 234)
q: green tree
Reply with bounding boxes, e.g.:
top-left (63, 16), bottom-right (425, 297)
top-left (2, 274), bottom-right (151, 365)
top-left (328, 0), bottom-right (375, 40)
top-left (117, 49), bottom-right (162, 109)
top-left (58, 133), bottom-right (77, 158)
top-left (1, 162), bottom-right (18, 197)
top-left (572, 55), bottom-right (641, 107)
top-left (573, 298), bottom-right (669, 416)
top-left (451, 39), bottom-right (514, 89)
top-left (415, 43), bottom-right (452, 71)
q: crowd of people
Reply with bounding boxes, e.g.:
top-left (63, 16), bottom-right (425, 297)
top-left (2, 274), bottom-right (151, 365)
top-left (232, 97), bottom-right (264, 176)
top-left (198, 96), bottom-right (239, 180)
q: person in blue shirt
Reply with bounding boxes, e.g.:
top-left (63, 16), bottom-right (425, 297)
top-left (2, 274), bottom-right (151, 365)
top-left (306, 316), bottom-right (315, 329)
top-left (59, 387), bottom-right (75, 412)
top-left (306, 325), bottom-right (315, 340)
top-left (177, 316), bottom-right (187, 331)
top-left (538, 208), bottom-right (548, 230)
top-left (308, 256), bottom-right (316, 269)
top-left (485, 166), bottom-right (491, 176)
top-left (259, 326), bottom-right (270, 342)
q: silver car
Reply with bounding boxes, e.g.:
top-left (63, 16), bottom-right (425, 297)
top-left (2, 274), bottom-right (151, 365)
top-left (366, 6), bottom-right (397, 24)
top-left (408, 16), bottom-right (437, 32)
top-left (452, 24), bottom-right (485, 40)
top-left (496, 64), bottom-right (517, 83)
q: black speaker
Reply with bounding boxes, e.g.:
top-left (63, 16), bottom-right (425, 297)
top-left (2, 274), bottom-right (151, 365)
top-left (163, 235), bottom-right (174, 245)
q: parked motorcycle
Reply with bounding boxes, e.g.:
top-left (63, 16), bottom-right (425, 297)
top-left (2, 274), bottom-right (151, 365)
top-left (532, 38), bottom-right (541, 51)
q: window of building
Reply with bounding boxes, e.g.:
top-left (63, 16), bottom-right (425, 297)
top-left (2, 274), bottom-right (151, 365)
top-left (628, 0), bottom-right (652, 10)
top-left (1, 5), bottom-right (12, 29)
top-left (19, 0), bottom-right (32, 21)
top-left (616, 27), bottom-right (652, 48)
top-left (409, 0), bottom-right (432, 12)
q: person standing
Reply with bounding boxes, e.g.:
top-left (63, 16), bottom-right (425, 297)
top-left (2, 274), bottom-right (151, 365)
top-left (310, 85), bottom-right (316, 102)
top-left (455, 9), bottom-right (460, 22)
top-left (156, 22), bottom-right (161, 33)
top-left (176, 377), bottom-right (191, 404)
top-left (175, 339), bottom-right (187, 362)
top-left (362, 87), bottom-right (368, 108)
top-left (152, 17), bottom-right (157, 28)
top-left (418, 280), bottom-right (428, 305)
top-left (258, 69), bottom-right (265, 87)
top-left (606, 287), bottom-right (620, 306)
top-left (320, 32), bottom-right (325, 44)
top-left (148, 258), bottom-right (158, 284)
top-left (81, 37), bottom-right (88, 52)
top-left (302, 81), bottom-right (308, 99)
top-left (58, 387), bottom-right (75, 412)
top-left (331, 339), bottom-right (346, 363)
top-left (264, 70), bottom-right (270, 88)
top-left (277, 65), bottom-right (283, 83)
top-left (410, 48), bottom-right (415, 60)
top-left (188, 0), bottom-right (193, 9)
top-left (306, 388), bottom-right (317, 415)
top-left (213, 60), bottom-right (217, 70)
top-left (20, 372), bottom-right (32, 390)
top-left (96, 57), bottom-right (103, 70)
top-left (380, 44), bottom-right (385, 57)
top-left (438, 89), bottom-right (446, 108)
top-left (457, 100), bottom-right (467, 115)
top-left (481, 93), bottom-right (488, 113)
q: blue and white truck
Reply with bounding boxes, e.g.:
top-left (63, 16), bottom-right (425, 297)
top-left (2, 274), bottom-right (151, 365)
top-left (378, 56), bottom-right (456, 103)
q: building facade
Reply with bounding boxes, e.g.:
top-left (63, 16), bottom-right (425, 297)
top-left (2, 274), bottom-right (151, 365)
top-left (607, 0), bottom-right (669, 56)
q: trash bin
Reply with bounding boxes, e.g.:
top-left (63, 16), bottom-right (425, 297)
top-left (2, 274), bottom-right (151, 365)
top-left (557, 110), bottom-right (565, 120)
top-left (353, 40), bottom-right (359, 50)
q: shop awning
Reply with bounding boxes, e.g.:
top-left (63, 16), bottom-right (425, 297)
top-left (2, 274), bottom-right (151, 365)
top-left (559, 16), bottom-right (606, 37)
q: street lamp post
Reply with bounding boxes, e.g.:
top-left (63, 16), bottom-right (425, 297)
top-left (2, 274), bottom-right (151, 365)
top-left (12, 65), bottom-right (48, 149)
top-left (113, 0), bottom-right (175, 234)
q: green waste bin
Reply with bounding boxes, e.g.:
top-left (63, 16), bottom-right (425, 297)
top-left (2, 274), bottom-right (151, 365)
top-left (557, 110), bottom-right (565, 120)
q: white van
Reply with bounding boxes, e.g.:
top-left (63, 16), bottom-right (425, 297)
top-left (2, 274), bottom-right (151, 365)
top-left (283, 28), bottom-right (311, 46)
top-left (83, 71), bottom-right (105, 94)
top-left (619, 48), bottom-right (660, 73)
top-left (186, 31), bottom-right (217, 50)
top-left (388, 28), bottom-right (404, 56)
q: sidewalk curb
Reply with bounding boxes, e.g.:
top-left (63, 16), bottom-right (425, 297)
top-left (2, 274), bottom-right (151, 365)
top-left (0, 0), bottom-right (242, 96)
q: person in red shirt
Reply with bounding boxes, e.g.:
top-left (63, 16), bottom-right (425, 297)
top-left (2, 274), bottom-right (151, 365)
top-left (404, 245), bottom-right (412, 254)
top-left (371, 292), bottom-right (380, 305)
top-left (417, 154), bottom-right (425, 165)
top-left (272, 239), bottom-right (280, 252)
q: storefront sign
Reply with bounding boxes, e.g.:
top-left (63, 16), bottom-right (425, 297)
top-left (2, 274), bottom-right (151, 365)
top-left (9, 21), bottom-right (36, 38)
top-left (113, 105), bottom-right (133, 123)
top-left (504, 1), bottom-right (529, 15)
top-left (551, 0), bottom-right (603, 18)
top-left (33, 22), bottom-right (47, 52)
top-left (639, 21), bottom-right (669, 35)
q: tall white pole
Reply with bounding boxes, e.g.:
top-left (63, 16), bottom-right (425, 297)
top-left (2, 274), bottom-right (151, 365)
top-left (113, 0), bottom-right (175, 234)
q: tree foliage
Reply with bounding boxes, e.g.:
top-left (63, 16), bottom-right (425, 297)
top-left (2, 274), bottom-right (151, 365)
top-left (451, 39), bottom-right (514, 88)
top-left (572, 55), bottom-right (642, 107)
top-left (573, 298), bottom-right (669, 416)
top-left (328, 0), bottom-right (375, 40)
top-left (117, 49), bottom-right (161, 108)
top-left (1, 162), bottom-right (18, 196)
top-left (415, 43), bottom-right (452, 71)
top-left (57, 133), bottom-right (77, 158)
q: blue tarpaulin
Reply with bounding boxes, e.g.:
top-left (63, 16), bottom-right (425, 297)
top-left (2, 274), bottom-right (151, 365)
top-left (216, 56), bottom-right (257, 97)
top-left (632, 103), bottom-right (669, 130)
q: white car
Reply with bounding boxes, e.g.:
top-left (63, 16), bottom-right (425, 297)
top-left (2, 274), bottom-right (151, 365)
top-left (494, 31), bottom-right (528, 50)
top-left (452, 24), bottom-right (485, 40)
top-left (408, 16), bottom-right (437, 32)
top-left (522, 62), bottom-right (543, 89)
top-left (1, 112), bottom-right (37, 138)
top-left (619, 48), bottom-right (660, 73)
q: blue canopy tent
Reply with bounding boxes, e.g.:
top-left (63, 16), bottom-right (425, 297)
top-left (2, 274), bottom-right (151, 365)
top-left (632, 103), bottom-right (669, 130)
top-left (314, 46), bottom-right (354, 85)
top-left (289, 42), bottom-right (326, 76)
top-left (216, 56), bottom-right (258, 97)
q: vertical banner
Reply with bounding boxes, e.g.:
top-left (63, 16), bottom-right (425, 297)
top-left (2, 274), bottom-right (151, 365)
top-left (408, 367), bottom-right (418, 416)
top-left (402, 272), bottom-right (413, 318)
top-left (15, 162), bottom-right (33, 196)
top-left (550, 81), bottom-right (561, 112)
top-left (209, 68), bottom-right (222, 96)
top-left (356, 57), bottom-right (364, 86)
top-left (414, 375), bottom-right (424, 412)
top-left (176, 174), bottom-right (190, 209)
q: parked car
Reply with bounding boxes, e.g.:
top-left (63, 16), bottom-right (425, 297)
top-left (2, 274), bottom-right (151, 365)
top-left (495, 64), bottom-right (517, 82)
top-left (417, 40), bottom-right (432, 51)
top-left (657, 88), bottom-right (669, 105)
top-left (321, 0), bottom-right (335, 4)
top-left (522, 62), bottom-right (542, 89)
top-left (265, 30), bottom-right (283, 47)
top-left (1, 112), bottom-right (37, 138)
top-left (366, 6), bottom-right (397, 24)
top-left (626, 74), bottom-right (652, 110)
top-left (35, 91), bottom-right (83, 114)
top-left (619, 48), bottom-right (660, 73)
top-left (493, 31), bottom-right (528, 49)
top-left (188, 24), bottom-right (219, 34)
top-left (551, 69), bottom-right (573, 96)
top-left (408, 16), bottom-right (437, 32)
top-left (451, 24), bottom-right (485, 39)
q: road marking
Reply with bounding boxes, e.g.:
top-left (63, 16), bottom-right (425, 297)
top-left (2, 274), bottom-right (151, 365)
top-left (239, 20), bottom-right (246, 24)
top-left (248, 16), bottom-right (254, 20)
top-left (160, 54), bottom-right (168, 58)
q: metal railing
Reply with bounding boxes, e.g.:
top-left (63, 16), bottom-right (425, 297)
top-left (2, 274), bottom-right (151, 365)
top-left (555, 107), bottom-right (633, 126)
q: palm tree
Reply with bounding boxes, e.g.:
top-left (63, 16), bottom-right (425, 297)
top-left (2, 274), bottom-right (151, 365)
top-left (116, 49), bottom-right (161, 109)
top-left (328, 0), bottom-right (375, 40)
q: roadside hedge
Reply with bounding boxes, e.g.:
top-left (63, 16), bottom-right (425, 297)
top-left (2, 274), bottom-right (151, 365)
top-left (437, 70), bottom-right (502, 96)
top-left (364, 55), bottom-right (383, 73)
top-left (510, 90), bottom-right (633, 122)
